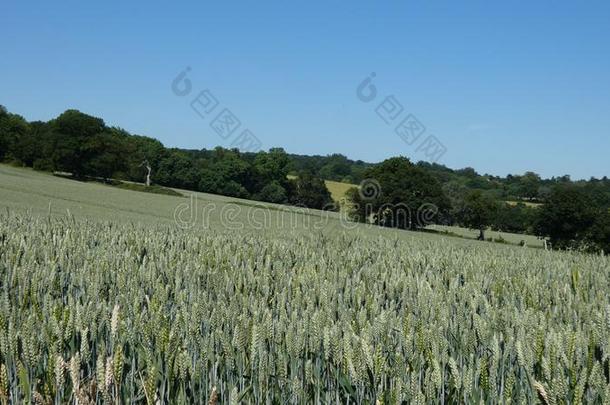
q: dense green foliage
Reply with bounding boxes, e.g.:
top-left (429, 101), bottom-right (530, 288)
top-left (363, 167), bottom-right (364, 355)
top-left (1, 105), bottom-right (608, 251)
top-left (535, 185), bottom-right (610, 252)
top-left (491, 203), bottom-right (538, 235)
top-left (454, 190), bottom-right (497, 240)
top-left (1, 211), bottom-right (609, 403)
top-left (287, 153), bottom-right (371, 184)
top-left (0, 107), bottom-right (333, 210)
top-left (346, 157), bottom-right (450, 229)
top-left (418, 162), bottom-right (610, 207)
top-left (343, 156), bottom-right (608, 252)
top-left (3, 105), bottom-right (609, 207)
top-left (290, 172), bottom-right (334, 210)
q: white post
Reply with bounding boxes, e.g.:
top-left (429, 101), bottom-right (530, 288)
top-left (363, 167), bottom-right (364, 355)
top-left (141, 160), bottom-right (152, 186)
top-left (145, 163), bottom-right (151, 187)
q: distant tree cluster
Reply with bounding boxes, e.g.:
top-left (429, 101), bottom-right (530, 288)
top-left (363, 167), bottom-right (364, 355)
top-left (1, 105), bottom-right (608, 252)
top-left (344, 158), bottom-right (608, 252)
top-left (417, 161), bottom-right (610, 207)
top-left (535, 185), bottom-right (610, 252)
top-left (0, 107), bottom-right (334, 210)
top-left (288, 153), bottom-right (371, 184)
top-left (346, 157), bottom-right (450, 230)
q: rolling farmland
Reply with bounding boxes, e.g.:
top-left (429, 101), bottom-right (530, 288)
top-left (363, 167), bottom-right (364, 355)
top-left (1, 165), bottom-right (609, 403)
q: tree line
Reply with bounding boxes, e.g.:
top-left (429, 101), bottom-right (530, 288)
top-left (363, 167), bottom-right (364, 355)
top-left (0, 107), bottom-right (334, 210)
top-left (345, 157), bottom-right (609, 252)
top-left (1, 105), bottom-right (608, 252)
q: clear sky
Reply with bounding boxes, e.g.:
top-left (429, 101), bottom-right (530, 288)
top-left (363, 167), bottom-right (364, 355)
top-left (2, 0), bottom-right (609, 179)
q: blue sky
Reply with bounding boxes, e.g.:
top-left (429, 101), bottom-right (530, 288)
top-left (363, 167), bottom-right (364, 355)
top-left (2, 1), bottom-right (609, 179)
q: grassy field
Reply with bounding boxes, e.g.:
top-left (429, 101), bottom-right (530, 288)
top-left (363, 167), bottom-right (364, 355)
top-left (286, 175), bottom-right (356, 203)
top-left (0, 165), bottom-right (539, 247)
top-left (324, 179), bottom-right (356, 203)
top-left (505, 200), bottom-right (542, 208)
top-left (426, 224), bottom-right (544, 248)
top-left (1, 165), bottom-right (609, 403)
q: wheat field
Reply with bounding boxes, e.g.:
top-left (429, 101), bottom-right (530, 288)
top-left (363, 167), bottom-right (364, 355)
top-left (1, 165), bottom-right (609, 403)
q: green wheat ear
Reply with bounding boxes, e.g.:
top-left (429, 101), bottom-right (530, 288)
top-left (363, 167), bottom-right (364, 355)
top-left (571, 267), bottom-right (580, 295)
top-left (0, 210), bottom-right (609, 402)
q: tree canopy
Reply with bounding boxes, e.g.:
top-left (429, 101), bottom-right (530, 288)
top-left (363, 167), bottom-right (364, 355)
top-left (347, 157), bottom-right (450, 229)
top-left (456, 190), bottom-right (498, 240)
top-left (535, 185), bottom-right (609, 252)
top-left (0, 105), bottom-right (608, 252)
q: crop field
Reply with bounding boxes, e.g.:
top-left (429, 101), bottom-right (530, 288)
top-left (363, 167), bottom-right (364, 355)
top-left (426, 225), bottom-right (544, 248)
top-left (1, 165), bottom-right (610, 404)
top-left (285, 175), bottom-right (355, 205)
top-left (324, 180), bottom-right (357, 204)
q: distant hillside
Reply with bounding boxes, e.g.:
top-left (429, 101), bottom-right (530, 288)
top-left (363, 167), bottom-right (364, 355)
top-left (1, 104), bottom-right (609, 210)
top-left (285, 152), bottom-right (610, 207)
